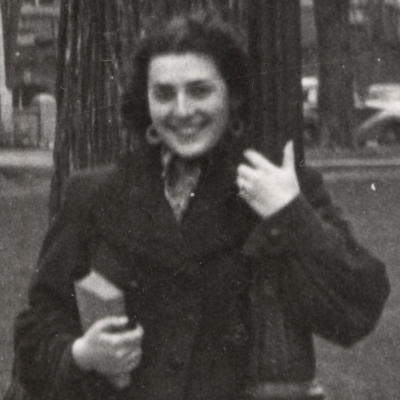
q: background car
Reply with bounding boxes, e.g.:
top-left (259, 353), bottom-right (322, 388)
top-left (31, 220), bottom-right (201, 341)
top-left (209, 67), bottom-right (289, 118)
top-left (302, 77), bottom-right (400, 147)
top-left (356, 83), bottom-right (400, 145)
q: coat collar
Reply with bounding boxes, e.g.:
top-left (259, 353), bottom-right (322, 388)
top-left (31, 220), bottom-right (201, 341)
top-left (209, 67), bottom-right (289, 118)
top-left (92, 140), bottom-right (252, 285)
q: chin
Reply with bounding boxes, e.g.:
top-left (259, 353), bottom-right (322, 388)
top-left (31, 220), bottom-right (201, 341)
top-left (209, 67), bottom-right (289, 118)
top-left (173, 136), bottom-right (224, 159)
top-left (174, 144), bottom-right (212, 159)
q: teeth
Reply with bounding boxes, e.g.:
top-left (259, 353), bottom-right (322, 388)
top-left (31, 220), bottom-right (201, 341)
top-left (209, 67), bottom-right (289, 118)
top-left (179, 128), bottom-right (198, 135)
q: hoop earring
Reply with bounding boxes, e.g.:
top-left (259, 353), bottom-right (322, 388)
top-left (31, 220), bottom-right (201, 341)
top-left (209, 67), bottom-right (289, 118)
top-left (145, 125), bottom-right (161, 146)
top-left (230, 120), bottom-right (244, 138)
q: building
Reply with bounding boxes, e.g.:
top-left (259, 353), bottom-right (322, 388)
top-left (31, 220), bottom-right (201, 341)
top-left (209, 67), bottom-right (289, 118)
top-left (16, 0), bottom-right (60, 96)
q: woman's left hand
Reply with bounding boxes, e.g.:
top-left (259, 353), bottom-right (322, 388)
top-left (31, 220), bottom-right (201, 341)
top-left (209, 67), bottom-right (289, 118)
top-left (237, 141), bottom-right (300, 219)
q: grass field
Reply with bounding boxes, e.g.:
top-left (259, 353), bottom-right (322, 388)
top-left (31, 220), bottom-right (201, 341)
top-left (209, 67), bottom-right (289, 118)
top-left (0, 171), bottom-right (399, 399)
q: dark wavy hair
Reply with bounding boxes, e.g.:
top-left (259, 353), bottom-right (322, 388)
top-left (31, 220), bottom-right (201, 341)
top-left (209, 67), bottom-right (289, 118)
top-left (121, 12), bottom-right (250, 138)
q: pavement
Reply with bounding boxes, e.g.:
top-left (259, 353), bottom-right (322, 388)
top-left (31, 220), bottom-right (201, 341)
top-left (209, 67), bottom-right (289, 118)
top-left (0, 149), bottom-right (53, 169)
top-left (307, 157), bottom-right (400, 181)
top-left (1, 148), bottom-right (400, 181)
top-left (0, 149), bottom-right (53, 181)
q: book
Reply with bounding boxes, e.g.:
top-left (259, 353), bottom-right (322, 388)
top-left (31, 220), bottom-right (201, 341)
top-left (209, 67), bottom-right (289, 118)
top-left (74, 269), bottom-right (126, 332)
top-left (74, 269), bottom-right (131, 389)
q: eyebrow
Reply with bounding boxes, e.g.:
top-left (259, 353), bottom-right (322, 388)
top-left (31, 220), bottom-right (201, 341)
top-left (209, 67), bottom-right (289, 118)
top-left (151, 78), bottom-right (213, 86)
top-left (187, 80), bottom-right (213, 87)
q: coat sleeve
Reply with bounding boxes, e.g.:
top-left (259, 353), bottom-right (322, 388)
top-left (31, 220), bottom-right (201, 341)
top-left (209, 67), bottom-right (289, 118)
top-left (12, 170), bottom-right (117, 400)
top-left (243, 168), bottom-right (390, 347)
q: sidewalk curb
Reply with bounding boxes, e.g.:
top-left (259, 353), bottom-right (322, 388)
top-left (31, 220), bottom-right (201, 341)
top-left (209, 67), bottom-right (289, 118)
top-left (0, 165), bottom-right (53, 181)
top-left (308, 158), bottom-right (400, 168)
top-left (1, 153), bottom-right (400, 182)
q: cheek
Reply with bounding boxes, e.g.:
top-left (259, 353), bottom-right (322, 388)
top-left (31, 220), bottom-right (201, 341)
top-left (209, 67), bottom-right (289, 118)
top-left (148, 102), bottom-right (168, 123)
top-left (212, 97), bottom-right (230, 126)
top-left (212, 89), bottom-right (230, 115)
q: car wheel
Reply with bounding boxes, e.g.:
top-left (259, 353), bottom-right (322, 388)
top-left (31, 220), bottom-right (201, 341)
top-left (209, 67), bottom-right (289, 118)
top-left (378, 123), bottom-right (400, 144)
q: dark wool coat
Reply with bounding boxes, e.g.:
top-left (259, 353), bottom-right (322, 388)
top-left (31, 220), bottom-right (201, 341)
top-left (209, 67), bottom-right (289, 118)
top-left (11, 145), bottom-right (389, 400)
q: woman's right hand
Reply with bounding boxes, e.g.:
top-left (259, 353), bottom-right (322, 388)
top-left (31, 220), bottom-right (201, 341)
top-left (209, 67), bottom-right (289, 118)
top-left (72, 316), bottom-right (144, 378)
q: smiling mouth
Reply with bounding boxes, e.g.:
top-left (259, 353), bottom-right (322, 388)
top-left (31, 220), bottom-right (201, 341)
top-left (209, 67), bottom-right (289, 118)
top-left (168, 123), bottom-right (207, 136)
top-left (177, 127), bottom-right (200, 136)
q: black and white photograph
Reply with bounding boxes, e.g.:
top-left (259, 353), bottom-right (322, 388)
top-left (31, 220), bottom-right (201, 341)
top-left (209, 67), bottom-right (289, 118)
top-left (0, 1), bottom-right (398, 399)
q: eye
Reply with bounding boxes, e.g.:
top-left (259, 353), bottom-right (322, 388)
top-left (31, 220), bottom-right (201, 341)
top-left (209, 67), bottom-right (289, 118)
top-left (152, 85), bottom-right (175, 102)
top-left (187, 83), bottom-right (213, 99)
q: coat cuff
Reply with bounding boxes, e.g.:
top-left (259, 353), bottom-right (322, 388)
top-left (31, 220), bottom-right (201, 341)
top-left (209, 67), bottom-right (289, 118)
top-left (51, 341), bottom-right (110, 399)
top-left (243, 194), bottom-right (322, 258)
top-left (50, 341), bottom-right (88, 396)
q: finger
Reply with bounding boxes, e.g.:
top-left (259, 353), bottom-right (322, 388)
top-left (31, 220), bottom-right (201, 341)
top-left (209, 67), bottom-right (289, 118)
top-left (118, 346), bottom-right (142, 365)
top-left (236, 176), bottom-right (248, 194)
top-left (282, 140), bottom-right (295, 171)
top-left (238, 185), bottom-right (254, 203)
top-left (112, 325), bottom-right (144, 347)
top-left (126, 349), bottom-right (142, 365)
top-left (119, 349), bottom-right (142, 373)
top-left (243, 149), bottom-right (275, 171)
top-left (94, 316), bottom-right (128, 332)
top-left (237, 163), bottom-right (258, 180)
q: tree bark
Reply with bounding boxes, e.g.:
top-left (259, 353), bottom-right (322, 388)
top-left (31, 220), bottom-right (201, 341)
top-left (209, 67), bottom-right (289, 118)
top-left (314, 0), bottom-right (355, 149)
top-left (247, 0), bottom-right (304, 167)
top-left (49, 0), bottom-right (140, 218)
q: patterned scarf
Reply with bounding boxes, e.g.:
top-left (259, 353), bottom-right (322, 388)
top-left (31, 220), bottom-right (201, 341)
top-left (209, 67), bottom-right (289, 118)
top-left (161, 147), bottom-right (202, 223)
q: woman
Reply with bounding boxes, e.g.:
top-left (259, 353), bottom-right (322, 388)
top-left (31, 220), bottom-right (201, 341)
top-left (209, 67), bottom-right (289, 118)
top-left (9, 13), bottom-right (389, 400)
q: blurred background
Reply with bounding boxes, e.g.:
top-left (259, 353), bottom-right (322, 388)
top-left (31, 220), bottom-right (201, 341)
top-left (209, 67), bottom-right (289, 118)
top-left (3, 0), bottom-right (400, 151)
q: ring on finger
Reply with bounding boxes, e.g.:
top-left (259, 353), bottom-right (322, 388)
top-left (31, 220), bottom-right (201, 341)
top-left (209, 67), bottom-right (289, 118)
top-left (237, 179), bottom-right (247, 193)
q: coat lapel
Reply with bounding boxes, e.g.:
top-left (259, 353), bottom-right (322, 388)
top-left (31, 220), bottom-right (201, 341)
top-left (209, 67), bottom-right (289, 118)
top-left (93, 144), bottom-right (253, 283)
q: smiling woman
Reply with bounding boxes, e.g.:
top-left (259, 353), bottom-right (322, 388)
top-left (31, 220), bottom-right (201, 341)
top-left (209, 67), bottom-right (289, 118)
top-left (147, 53), bottom-right (229, 158)
top-left (6, 11), bottom-right (390, 400)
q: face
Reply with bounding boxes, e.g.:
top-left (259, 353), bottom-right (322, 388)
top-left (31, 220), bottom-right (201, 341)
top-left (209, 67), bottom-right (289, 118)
top-left (147, 52), bottom-right (230, 158)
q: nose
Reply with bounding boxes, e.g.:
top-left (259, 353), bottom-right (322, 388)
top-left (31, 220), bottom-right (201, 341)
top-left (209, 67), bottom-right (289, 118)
top-left (174, 91), bottom-right (192, 118)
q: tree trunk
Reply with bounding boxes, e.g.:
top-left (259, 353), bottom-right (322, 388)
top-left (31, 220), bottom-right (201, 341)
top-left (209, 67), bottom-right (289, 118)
top-left (49, 0), bottom-right (140, 218)
top-left (246, 3), bottom-right (321, 399)
top-left (247, 0), bottom-right (304, 168)
top-left (314, 0), bottom-right (355, 149)
top-left (1, 0), bottom-right (23, 88)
